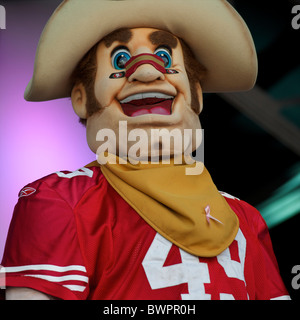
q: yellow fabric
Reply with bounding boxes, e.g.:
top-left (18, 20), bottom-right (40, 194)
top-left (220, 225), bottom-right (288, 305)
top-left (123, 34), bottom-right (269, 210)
top-left (87, 155), bottom-right (239, 257)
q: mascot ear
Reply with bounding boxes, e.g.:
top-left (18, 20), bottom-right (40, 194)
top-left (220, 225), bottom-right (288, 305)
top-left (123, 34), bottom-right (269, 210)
top-left (195, 82), bottom-right (203, 114)
top-left (71, 83), bottom-right (88, 119)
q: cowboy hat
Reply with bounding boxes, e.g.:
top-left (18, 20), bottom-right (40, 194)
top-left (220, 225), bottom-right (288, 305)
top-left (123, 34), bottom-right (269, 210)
top-left (24, 0), bottom-right (258, 101)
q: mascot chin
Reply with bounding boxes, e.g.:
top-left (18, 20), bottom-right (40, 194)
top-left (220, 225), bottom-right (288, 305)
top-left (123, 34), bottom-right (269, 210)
top-left (1, 0), bottom-right (290, 300)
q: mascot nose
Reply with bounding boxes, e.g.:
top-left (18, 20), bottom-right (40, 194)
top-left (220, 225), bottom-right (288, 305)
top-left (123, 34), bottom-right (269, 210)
top-left (125, 53), bottom-right (166, 82)
top-left (128, 64), bottom-right (166, 82)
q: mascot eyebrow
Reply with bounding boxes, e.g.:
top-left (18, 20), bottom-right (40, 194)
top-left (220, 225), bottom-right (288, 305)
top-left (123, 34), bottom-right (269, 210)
top-left (149, 30), bottom-right (178, 50)
top-left (103, 28), bottom-right (133, 48)
top-left (103, 29), bottom-right (178, 49)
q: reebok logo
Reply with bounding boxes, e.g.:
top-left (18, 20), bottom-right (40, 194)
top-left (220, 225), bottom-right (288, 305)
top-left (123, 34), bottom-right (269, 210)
top-left (18, 187), bottom-right (36, 198)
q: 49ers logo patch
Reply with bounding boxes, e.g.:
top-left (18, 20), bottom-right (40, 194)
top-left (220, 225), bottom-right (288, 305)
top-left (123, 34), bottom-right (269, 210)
top-left (18, 187), bottom-right (36, 198)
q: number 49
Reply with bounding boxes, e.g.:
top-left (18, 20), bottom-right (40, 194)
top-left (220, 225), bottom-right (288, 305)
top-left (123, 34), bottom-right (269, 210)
top-left (142, 230), bottom-right (246, 300)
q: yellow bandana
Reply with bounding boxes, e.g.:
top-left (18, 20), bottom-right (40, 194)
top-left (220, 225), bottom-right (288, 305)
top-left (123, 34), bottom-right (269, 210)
top-left (87, 155), bottom-right (239, 257)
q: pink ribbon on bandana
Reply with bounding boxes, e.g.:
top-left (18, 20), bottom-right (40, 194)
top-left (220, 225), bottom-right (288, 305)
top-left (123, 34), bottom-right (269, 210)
top-left (205, 205), bottom-right (223, 225)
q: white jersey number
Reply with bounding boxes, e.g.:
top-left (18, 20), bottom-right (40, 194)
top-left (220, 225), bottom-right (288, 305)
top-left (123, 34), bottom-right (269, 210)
top-left (56, 167), bottom-right (93, 179)
top-left (142, 230), bottom-right (246, 300)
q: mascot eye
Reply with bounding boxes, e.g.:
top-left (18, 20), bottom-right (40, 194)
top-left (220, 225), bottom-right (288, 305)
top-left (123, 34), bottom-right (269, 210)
top-left (154, 48), bottom-right (172, 68)
top-left (111, 49), bottom-right (131, 70)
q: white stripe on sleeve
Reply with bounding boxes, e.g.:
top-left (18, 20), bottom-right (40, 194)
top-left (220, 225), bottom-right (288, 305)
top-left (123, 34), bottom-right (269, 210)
top-left (4, 264), bottom-right (88, 293)
top-left (271, 295), bottom-right (291, 300)
top-left (4, 264), bottom-right (86, 273)
top-left (63, 285), bottom-right (86, 292)
top-left (24, 274), bottom-right (89, 283)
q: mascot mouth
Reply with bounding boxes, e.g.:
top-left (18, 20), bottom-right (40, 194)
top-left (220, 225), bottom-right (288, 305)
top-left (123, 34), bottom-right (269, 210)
top-left (120, 92), bottom-right (174, 117)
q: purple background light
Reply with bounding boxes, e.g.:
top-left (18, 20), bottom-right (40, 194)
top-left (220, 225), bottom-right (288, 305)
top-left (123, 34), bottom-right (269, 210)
top-left (0, 1), bottom-right (94, 259)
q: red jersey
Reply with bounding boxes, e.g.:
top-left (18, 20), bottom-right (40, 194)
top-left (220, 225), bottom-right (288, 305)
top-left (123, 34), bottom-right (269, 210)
top-left (1, 165), bottom-right (290, 300)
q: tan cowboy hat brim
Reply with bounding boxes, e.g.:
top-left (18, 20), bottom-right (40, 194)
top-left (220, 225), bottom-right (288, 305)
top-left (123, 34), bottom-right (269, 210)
top-left (24, 0), bottom-right (258, 102)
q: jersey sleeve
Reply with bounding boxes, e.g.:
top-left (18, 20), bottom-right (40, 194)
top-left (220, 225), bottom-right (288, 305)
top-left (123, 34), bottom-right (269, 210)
top-left (1, 178), bottom-right (89, 300)
top-left (239, 200), bottom-right (291, 300)
top-left (253, 207), bottom-right (291, 300)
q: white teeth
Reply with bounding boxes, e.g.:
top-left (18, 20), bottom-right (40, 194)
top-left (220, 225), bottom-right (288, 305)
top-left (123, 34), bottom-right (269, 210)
top-left (120, 92), bottom-right (174, 104)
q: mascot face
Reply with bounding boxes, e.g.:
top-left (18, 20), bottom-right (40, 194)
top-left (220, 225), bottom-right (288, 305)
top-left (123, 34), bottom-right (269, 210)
top-left (73, 28), bottom-right (203, 160)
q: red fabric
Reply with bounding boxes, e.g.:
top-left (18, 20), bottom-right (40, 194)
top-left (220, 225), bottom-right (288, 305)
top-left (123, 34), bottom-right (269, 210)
top-left (1, 166), bottom-right (289, 300)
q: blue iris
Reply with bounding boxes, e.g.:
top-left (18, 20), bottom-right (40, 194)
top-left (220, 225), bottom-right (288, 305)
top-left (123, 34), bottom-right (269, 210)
top-left (154, 48), bottom-right (172, 68)
top-left (112, 49), bottom-right (131, 70)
